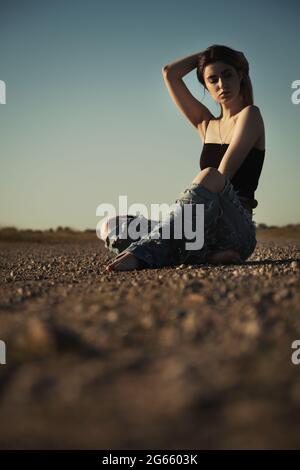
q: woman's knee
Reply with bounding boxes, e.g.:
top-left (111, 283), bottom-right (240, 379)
top-left (192, 167), bottom-right (226, 192)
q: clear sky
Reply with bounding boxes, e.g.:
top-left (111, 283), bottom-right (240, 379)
top-left (0, 0), bottom-right (299, 230)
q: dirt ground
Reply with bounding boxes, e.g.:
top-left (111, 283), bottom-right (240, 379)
top-left (0, 227), bottom-right (300, 449)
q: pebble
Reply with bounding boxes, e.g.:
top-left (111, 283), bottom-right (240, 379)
top-left (106, 311), bottom-right (118, 323)
top-left (176, 264), bottom-right (185, 270)
top-left (291, 261), bottom-right (299, 270)
top-left (13, 318), bottom-right (55, 359)
top-left (173, 309), bottom-right (187, 319)
top-left (244, 320), bottom-right (261, 338)
top-left (140, 316), bottom-right (154, 329)
top-left (273, 288), bottom-right (292, 302)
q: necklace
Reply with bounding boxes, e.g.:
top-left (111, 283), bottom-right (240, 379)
top-left (218, 118), bottom-right (235, 145)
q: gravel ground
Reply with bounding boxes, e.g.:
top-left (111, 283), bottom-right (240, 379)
top-left (0, 231), bottom-right (300, 449)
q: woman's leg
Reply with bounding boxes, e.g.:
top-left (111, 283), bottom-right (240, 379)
top-left (101, 214), bottom-right (157, 255)
top-left (107, 168), bottom-right (239, 271)
top-left (211, 178), bottom-right (257, 262)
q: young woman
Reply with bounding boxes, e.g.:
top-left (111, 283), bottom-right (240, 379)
top-left (102, 44), bottom-right (265, 271)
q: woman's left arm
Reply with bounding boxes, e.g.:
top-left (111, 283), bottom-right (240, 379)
top-left (218, 105), bottom-right (264, 180)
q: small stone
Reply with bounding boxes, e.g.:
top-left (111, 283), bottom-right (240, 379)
top-left (13, 318), bottom-right (55, 359)
top-left (174, 309), bottom-right (187, 319)
top-left (183, 279), bottom-right (204, 292)
top-left (186, 293), bottom-right (206, 303)
top-left (159, 326), bottom-right (179, 347)
top-left (244, 320), bottom-right (261, 338)
top-left (176, 264), bottom-right (185, 270)
top-left (89, 304), bottom-right (100, 314)
top-left (291, 261), bottom-right (299, 270)
top-left (274, 288), bottom-right (292, 302)
top-left (106, 311), bottom-right (118, 323)
top-left (140, 316), bottom-right (154, 329)
top-left (253, 292), bottom-right (263, 303)
top-left (182, 312), bottom-right (198, 336)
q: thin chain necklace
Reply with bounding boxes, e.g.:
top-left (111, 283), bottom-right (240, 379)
top-left (218, 118), bottom-right (235, 146)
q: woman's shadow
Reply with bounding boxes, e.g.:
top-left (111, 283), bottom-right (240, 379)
top-left (245, 257), bottom-right (299, 267)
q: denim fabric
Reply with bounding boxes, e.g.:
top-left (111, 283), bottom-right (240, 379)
top-left (103, 178), bottom-right (257, 269)
top-left (102, 214), bottom-right (155, 255)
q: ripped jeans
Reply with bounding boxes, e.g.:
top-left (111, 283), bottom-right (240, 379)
top-left (102, 178), bottom-right (257, 269)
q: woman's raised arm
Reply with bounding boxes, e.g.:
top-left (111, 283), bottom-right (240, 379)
top-left (162, 52), bottom-right (214, 132)
top-left (163, 51), bottom-right (202, 79)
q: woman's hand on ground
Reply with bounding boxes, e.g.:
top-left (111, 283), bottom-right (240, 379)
top-left (106, 252), bottom-right (141, 271)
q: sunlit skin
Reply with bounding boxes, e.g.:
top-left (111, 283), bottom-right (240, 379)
top-left (105, 60), bottom-right (263, 272)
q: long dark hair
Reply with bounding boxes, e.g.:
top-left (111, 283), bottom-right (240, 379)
top-left (196, 44), bottom-right (254, 110)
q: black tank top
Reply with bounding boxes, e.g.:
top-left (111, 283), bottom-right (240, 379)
top-left (200, 122), bottom-right (265, 209)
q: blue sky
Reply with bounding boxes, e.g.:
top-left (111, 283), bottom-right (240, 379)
top-left (0, 0), bottom-right (299, 229)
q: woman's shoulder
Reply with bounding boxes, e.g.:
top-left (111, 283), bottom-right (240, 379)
top-left (201, 106), bottom-right (263, 126)
top-left (237, 104), bottom-right (263, 119)
top-left (237, 105), bottom-right (265, 150)
top-left (234, 105), bottom-right (265, 133)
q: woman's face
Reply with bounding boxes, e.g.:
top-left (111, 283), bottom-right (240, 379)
top-left (203, 61), bottom-right (242, 104)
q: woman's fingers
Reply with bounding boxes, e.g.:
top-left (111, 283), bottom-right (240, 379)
top-left (106, 252), bottom-right (140, 271)
top-left (106, 252), bottom-right (131, 271)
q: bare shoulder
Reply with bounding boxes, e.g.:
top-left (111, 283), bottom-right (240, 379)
top-left (238, 104), bottom-right (263, 120)
top-left (235, 105), bottom-right (264, 131)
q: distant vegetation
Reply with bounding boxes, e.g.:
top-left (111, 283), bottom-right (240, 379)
top-left (255, 223), bottom-right (300, 239)
top-left (0, 226), bottom-right (96, 243)
top-left (0, 224), bottom-right (300, 243)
